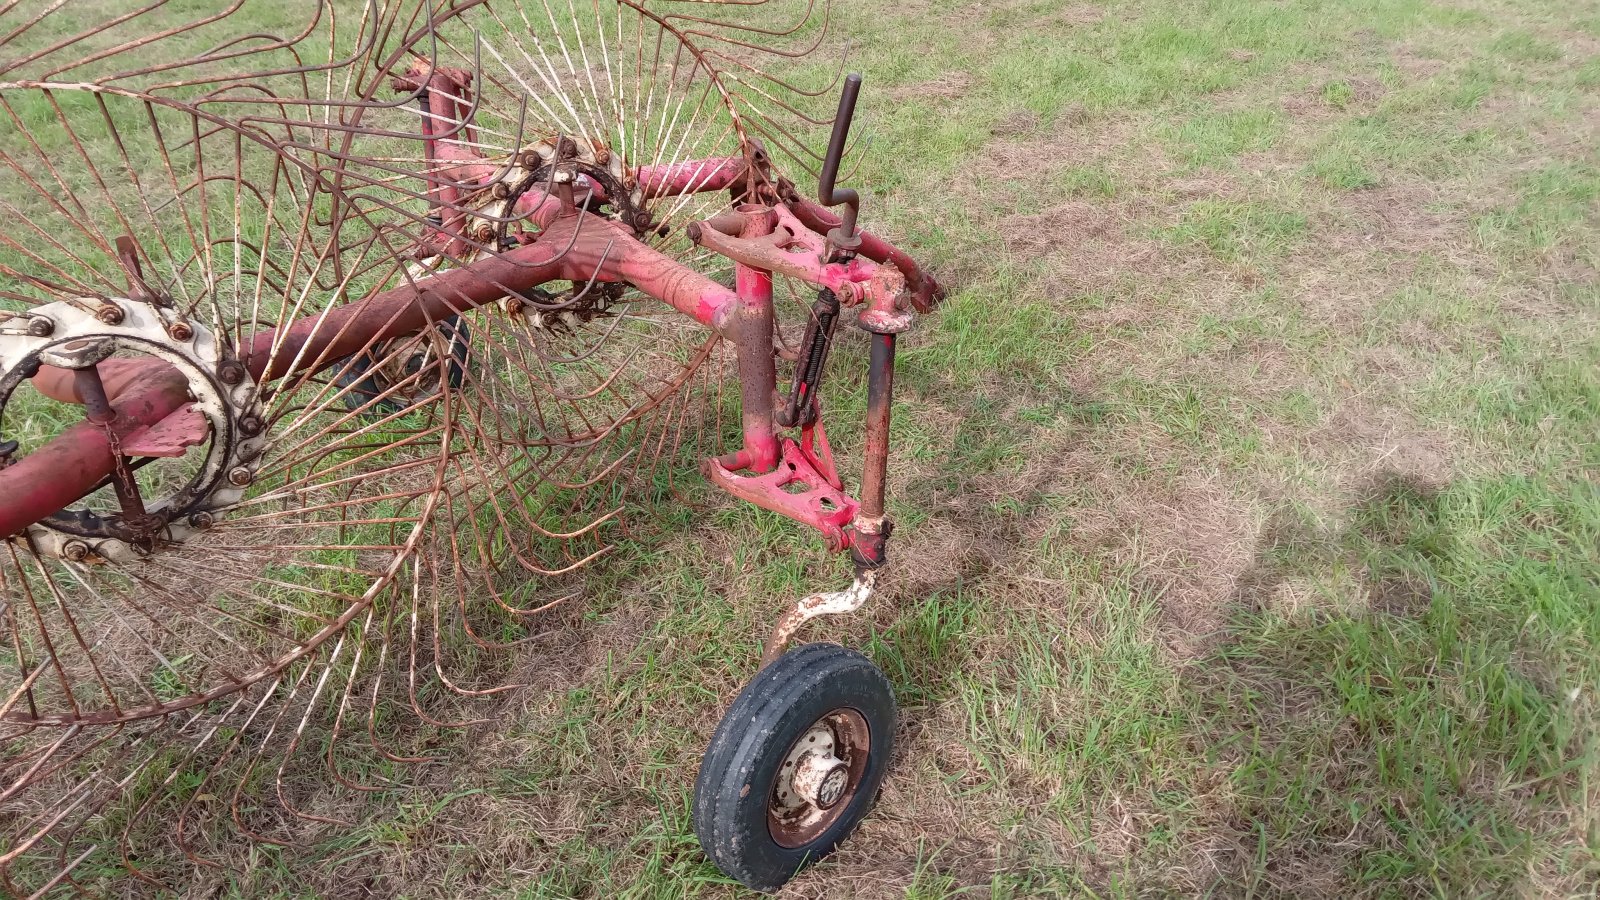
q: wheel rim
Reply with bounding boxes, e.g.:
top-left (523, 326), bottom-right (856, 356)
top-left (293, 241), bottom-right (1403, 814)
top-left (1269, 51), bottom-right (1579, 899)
top-left (768, 707), bottom-right (872, 848)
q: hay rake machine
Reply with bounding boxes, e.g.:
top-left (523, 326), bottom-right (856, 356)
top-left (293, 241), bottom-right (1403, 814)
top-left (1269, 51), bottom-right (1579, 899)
top-left (0, 0), bottom-right (942, 893)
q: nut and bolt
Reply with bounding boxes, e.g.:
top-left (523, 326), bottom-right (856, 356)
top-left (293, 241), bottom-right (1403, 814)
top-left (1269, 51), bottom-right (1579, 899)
top-left (27, 317), bottom-right (54, 337)
top-left (187, 511), bottom-right (215, 529)
top-left (237, 414), bottom-right (264, 437)
top-left (491, 181), bottom-right (512, 200)
top-left (218, 360), bottom-right (246, 385)
top-left (228, 466), bottom-right (254, 486)
top-left (61, 540), bottom-right (90, 562)
top-left (95, 304), bottom-right (125, 325)
top-left (167, 321), bottom-right (194, 341)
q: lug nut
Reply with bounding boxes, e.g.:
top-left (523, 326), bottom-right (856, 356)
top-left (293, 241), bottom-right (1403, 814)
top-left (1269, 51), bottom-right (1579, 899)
top-left (238, 414), bottom-right (264, 437)
top-left (61, 540), bottom-right (90, 562)
top-left (187, 511), bottom-right (215, 529)
top-left (228, 466), bottom-right (254, 486)
top-left (167, 321), bottom-right (194, 341)
top-left (27, 317), bottom-right (54, 337)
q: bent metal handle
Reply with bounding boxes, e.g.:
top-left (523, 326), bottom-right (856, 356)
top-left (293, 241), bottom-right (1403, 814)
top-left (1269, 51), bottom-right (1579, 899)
top-left (817, 73), bottom-right (863, 254)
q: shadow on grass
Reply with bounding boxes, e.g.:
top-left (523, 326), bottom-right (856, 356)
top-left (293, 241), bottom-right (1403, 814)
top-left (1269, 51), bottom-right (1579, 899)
top-left (1170, 470), bottom-right (1599, 896)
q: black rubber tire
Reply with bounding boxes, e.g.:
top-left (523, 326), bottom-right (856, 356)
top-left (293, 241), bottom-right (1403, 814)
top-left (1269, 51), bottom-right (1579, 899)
top-left (332, 315), bottom-right (470, 417)
top-left (693, 643), bottom-right (896, 893)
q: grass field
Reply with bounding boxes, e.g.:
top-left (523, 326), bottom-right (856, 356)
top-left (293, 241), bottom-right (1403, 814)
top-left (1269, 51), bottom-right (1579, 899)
top-left (11, 0), bottom-right (1600, 896)
top-left (294, 0), bottom-right (1595, 895)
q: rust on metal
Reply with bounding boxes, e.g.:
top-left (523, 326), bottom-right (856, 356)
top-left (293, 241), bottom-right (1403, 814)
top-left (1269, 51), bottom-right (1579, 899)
top-left (761, 570), bottom-right (877, 667)
top-left (767, 708), bottom-right (873, 848)
top-left (120, 403), bottom-right (209, 458)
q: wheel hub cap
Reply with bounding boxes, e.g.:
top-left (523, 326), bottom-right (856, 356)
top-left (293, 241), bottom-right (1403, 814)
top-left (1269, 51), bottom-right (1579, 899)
top-left (793, 752), bottom-right (850, 809)
top-left (766, 707), bottom-right (873, 849)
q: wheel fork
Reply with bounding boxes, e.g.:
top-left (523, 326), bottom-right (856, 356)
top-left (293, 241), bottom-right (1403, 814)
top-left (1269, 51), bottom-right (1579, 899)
top-left (762, 569), bottom-right (877, 667)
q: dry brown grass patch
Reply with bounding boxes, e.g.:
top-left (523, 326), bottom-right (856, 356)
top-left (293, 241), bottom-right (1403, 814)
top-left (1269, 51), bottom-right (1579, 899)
top-left (885, 71), bottom-right (974, 103)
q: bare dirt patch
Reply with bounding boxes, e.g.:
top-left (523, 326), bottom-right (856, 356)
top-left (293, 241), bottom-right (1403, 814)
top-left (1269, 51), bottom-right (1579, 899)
top-left (988, 108), bottom-right (1040, 137)
top-left (997, 199), bottom-right (1170, 299)
top-left (1314, 401), bottom-right (1457, 493)
top-left (1279, 74), bottom-right (1389, 120)
top-left (1104, 476), bottom-right (1259, 659)
top-left (885, 71), bottom-right (973, 103)
top-left (1033, 425), bottom-right (1264, 661)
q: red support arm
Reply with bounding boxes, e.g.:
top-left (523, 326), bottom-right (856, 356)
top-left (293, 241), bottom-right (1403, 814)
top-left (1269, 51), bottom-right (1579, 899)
top-left (1, 213), bottom-right (745, 538)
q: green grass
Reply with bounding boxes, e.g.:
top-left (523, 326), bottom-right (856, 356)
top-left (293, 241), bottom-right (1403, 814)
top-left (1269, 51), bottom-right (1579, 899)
top-left (1157, 198), bottom-right (1311, 261)
top-left (6, 0), bottom-right (1600, 896)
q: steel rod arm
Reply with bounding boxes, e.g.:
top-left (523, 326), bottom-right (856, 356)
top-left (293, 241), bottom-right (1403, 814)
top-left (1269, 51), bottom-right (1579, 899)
top-left (816, 73), bottom-right (862, 253)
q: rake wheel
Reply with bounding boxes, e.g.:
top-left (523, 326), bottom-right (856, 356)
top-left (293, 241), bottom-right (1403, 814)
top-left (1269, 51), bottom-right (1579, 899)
top-left (0, 86), bottom-right (461, 889)
top-left (0, 0), bottom-right (877, 893)
top-left (230, 0), bottom-right (856, 611)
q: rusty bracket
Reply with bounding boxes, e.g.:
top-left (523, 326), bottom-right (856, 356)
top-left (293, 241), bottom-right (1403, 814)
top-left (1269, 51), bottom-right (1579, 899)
top-left (761, 569), bottom-right (877, 667)
top-left (704, 433), bottom-right (858, 552)
top-left (688, 218), bottom-right (827, 284)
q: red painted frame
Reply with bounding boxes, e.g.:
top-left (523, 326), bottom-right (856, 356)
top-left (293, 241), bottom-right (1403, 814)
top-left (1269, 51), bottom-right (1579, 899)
top-left (0, 77), bottom-right (943, 565)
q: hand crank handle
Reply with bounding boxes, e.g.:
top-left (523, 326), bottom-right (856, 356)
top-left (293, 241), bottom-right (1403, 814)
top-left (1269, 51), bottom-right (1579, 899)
top-left (817, 73), bottom-right (863, 256)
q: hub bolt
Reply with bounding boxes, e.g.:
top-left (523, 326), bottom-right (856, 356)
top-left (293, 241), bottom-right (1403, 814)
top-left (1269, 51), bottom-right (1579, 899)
top-left (228, 466), bottom-right (254, 486)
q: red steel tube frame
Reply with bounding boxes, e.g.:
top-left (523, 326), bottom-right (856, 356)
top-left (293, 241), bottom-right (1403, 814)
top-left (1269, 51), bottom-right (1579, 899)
top-left (1, 81), bottom-right (944, 548)
top-left (0, 207), bottom-right (747, 537)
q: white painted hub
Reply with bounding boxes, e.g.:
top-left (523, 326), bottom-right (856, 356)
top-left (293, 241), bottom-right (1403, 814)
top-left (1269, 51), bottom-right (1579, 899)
top-left (775, 722), bottom-right (848, 812)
